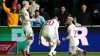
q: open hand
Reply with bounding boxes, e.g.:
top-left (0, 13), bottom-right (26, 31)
top-left (36, 18), bottom-right (40, 22)
top-left (62, 38), bottom-right (66, 41)
top-left (57, 40), bottom-right (61, 45)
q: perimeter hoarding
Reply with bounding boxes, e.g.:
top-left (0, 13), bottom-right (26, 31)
top-left (0, 26), bottom-right (100, 52)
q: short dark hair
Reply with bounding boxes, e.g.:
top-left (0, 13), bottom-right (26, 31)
top-left (35, 10), bottom-right (39, 12)
top-left (81, 3), bottom-right (86, 6)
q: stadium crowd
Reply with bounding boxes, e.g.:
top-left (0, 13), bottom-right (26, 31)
top-left (0, 0), bottom-right (100, 26)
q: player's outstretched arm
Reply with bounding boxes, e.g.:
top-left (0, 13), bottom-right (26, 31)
top-left (62, 37), bottom-right (69, 41)
top-left (31, 18), bottom-right (40, 22)
top-left (62, 38), bottom-right (67, 41)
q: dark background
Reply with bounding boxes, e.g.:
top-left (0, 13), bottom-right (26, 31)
top-left (0, 0), bottom-right (100, 25)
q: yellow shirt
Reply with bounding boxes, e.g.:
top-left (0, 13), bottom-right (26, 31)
top-left (2, 3), bottom-right (18, 26)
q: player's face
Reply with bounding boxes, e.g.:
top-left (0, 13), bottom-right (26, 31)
top-left (17, 4), bottom-right (21, 10)
top-left (61, 7), bottom-right (65, 12)
top-left (66, 19), bottom-right (71, 25)
top-left (82, 5), bottom-right (87, 11)
top-left (25, 3), bottom-right (29, 10)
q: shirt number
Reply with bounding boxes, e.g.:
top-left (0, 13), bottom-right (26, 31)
top-left (45, 20), bottom-right (54, 26)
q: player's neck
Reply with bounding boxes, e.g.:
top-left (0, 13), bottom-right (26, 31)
top-left (69, 23), bottom-right (73, 25)
top-left (23, 7), bottom-right (28, 10)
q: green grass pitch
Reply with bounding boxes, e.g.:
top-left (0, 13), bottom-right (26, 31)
top-left (0, 52), bottom-right (100, 56)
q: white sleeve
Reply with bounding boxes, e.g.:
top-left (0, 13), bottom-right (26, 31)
top-left (22, 9), bottom-right (36, 22)
top-left (66, 35), bottom-right (72, 39)
top-left (55, 22), bottom-right (59, 40)
top-left (66, 27), bottom-right (74, 39)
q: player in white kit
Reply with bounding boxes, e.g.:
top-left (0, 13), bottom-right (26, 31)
top-left (38, 16), bottom-right (60, 56)
top-left (62, 16), bottom-right (87, 56)
top-left (20, 1), bottom-right (39, 56)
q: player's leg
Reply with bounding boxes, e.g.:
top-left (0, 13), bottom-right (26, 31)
top-left (27, 37), bottom-right (34, 56)
top-left (69, 46), bottom-right (79, 56)
top-left (77, 50), bottom-right (83, 56)
top-left (23, 29), bottom-right (34, 56)
top-left (77, 47), bottom-right (87, 56)
top-left (21, 50), bottom-right (27, 56)
top-left (52, 51), bottom-right (56, 56)
top-left (69, 46), bottom-right (74, 56)
top-left (69, 52), bottom-right (76, 56)
top-left (49, 42), bottom-right (57, 56)
top-left (22, 31), bottom-right (27, 56)
top-left (23, 36), bottom-right (33, 56)
top-left (52, 39), bottom-right (58, 56)
top-left (69, 52), bottom-right (72, 56)
top-left (83, 50), bottom-right (87, 56)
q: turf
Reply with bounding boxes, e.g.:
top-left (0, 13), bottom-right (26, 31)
top-left (0, 52), bottom-right (100, 56)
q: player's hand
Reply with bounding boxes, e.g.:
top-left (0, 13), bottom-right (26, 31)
top-left (57, 40), bottom-right (61, 45)
top-left (36, 18), bottom-right (40, 22)
top-left (62, 38), bottom-right (66, 41)
top-left (38, 39), bottom-right (41, 45)
top-left (30, 12), bottom-right (34, 17)
top-left (3, 0), bottom-right (6, 3)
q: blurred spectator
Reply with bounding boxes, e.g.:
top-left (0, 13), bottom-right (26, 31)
top-left (12, 0), bottom-right (18, 8)
top-left (41, 0), bottom-right (60, 19)
top-left (0, 0), bottom-right (7, 26)
top-left (2, 0), bottom-right (19, 26)
top-left (32, 10), bottom-right (45, 26)
top-left (29, 0), bottom-right (40, 17)
top-left (74, 4), bottom-right (91, 25)
top-left (57, 6), bottom-right (69, 26)
top-left (17, 4), bottom-right (21, 11)
top-left (40, 7), bottom-right (50, 21)
top-left (92, 9), bottom-right (100, 25)
top-left (17, 4), bottom-right (22, 25)
top-left (73, 16), bottom-right (81, 26)
top-left (0, 0), bottom-right (2, 25)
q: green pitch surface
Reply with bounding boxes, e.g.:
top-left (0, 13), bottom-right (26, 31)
top-left (0, 52), bottom-right (100, 56)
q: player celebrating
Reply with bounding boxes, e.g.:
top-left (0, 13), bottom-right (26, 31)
top-left (62, 16), bottom-right (87, 56)
top-left (20, 1), bottom-right (39, 56)
top-left (38, 16), bottom-right (60, 56)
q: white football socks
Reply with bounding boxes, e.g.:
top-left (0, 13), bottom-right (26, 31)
top-left (77, 47), bottom-right (84, 52)
top-left (49, 43), bottom-right (57, 55)
top-left (24, 40), bottom-right (33, 52)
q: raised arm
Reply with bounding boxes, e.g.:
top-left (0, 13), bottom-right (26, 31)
top-left (2, 0), bottom-right (10, 13)
top-left (21, 9), bottom-right (37, 22)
